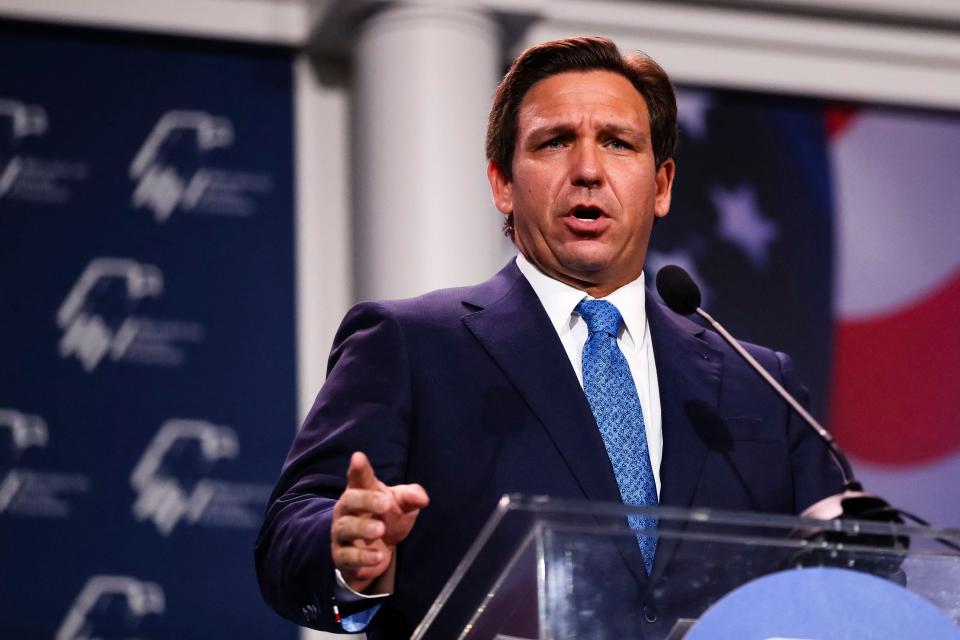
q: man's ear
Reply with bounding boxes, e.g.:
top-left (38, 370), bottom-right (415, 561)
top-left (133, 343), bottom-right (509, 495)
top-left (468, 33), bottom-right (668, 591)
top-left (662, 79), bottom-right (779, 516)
top-left (654, 157), bottom-right (675, 219)
top-left (487, 160), bottom-right (514, 216)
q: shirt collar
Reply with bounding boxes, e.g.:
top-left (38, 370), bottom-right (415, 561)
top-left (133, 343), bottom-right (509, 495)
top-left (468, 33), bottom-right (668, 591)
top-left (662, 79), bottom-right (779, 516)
top-left (515, 253), bottom-right (648, 351)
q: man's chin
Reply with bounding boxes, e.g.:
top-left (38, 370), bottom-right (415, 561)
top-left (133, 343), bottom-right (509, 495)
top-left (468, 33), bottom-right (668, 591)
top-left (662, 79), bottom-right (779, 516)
top-left (557, 252), bottom-right (644, 290)
top-left (557, 251), bottom-right (615, 279)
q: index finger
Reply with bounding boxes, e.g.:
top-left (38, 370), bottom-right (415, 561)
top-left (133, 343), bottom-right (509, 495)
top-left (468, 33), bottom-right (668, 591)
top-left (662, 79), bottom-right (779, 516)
top-left (347, 451), bottom-right (378, 490)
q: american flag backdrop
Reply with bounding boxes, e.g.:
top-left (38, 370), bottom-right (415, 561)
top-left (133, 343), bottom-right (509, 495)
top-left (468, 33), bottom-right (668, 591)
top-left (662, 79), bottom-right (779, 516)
top-left (651, 88), bottom-right (960, 528)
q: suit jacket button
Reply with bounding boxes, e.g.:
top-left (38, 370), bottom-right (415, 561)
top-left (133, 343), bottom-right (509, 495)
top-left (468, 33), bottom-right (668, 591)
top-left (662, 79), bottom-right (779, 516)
top-left (643, 604), bottom-right (658, 623)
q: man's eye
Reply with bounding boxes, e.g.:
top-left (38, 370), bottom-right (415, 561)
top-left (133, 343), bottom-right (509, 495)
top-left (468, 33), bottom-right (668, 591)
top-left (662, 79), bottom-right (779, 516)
top-left (541, 137), bottom-right (565, 149)
top-left (608, 138), bottom-right (631, 150)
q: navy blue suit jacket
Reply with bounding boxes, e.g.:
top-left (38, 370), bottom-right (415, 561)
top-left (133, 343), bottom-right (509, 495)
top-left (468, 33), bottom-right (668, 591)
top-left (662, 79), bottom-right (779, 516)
top-left (255, 261), bottom-right (842, 637)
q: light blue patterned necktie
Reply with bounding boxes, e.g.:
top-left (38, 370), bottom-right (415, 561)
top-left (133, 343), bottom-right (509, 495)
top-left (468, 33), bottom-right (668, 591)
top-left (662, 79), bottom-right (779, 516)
top-left (576, 299), bottom-right (658, 574)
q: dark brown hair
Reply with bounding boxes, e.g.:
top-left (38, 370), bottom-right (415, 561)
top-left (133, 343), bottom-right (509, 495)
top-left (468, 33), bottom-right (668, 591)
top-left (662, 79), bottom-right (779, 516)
top-left (486, 36), bottom-right (678, 237)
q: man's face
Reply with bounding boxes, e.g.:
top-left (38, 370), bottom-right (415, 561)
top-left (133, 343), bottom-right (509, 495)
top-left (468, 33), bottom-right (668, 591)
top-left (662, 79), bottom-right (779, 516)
top-left (488, 70), bottom-right (675, 297)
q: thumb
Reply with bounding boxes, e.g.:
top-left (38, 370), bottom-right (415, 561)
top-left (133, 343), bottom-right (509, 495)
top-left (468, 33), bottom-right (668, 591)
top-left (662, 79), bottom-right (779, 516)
top-left (393, 483), bottom-right (430, 513)
top-left (346, 451), bottom-right (378, 489)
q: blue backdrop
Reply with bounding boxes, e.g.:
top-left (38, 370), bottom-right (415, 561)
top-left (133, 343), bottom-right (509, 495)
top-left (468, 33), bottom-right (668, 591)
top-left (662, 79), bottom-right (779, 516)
top-left (0, 21), bottom-right (299, 638)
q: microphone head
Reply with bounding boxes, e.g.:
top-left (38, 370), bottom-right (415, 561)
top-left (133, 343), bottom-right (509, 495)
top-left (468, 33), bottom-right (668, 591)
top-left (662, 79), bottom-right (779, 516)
top-left (656, 265), bottom-right (701, 315)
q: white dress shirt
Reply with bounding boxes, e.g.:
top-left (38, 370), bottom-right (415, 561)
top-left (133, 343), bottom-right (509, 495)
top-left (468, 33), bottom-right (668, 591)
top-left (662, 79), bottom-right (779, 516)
top-left (515, 253), bottom-right (663, 496)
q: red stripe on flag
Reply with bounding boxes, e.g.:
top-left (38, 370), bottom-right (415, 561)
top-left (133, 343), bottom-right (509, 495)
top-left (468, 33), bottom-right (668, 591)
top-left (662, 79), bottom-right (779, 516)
top-left (829, 272), bottom-right (960, 464)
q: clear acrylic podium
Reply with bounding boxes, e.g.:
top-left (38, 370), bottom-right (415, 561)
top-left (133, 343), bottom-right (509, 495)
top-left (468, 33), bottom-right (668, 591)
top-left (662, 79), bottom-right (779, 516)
top-left (412, 495), bottom-right (960, 639)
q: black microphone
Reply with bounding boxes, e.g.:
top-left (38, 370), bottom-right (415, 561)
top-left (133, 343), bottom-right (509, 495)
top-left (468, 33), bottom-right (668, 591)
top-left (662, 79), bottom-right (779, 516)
top-left (655, 265), bottom-right (880, 518)
top-left (655, 265), bottom-right (701, 316)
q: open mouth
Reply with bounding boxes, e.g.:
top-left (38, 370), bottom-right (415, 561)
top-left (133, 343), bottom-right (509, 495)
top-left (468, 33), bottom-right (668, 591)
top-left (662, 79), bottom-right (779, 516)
top-left (570, 206), bottom-right (603, 221)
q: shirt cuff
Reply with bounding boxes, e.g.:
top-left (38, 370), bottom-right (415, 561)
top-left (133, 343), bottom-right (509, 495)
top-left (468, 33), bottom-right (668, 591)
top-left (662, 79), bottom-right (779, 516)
top-left (334, 568), bottom-right (393, 601)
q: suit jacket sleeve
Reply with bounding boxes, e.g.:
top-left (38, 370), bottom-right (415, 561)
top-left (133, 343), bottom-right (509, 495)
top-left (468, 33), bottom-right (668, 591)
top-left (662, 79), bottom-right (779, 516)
top-left (777, 349), bottom-right (844, 511)
top-left (254, 301), bottom-right (412, 631)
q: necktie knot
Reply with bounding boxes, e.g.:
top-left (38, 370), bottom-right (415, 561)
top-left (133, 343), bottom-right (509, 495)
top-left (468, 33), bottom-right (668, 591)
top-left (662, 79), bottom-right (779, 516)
top-left (576, 299), bottom-right (622, 337)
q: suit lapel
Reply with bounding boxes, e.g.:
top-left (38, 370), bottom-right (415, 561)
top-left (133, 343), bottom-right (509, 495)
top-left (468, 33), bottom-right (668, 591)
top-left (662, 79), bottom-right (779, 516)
top-left (646, 298), bottom-right (723, 581)
top-left (648, 299), bottom-right (722, 509)
top-left (462, 263), bottom-right (652, 590)
top-left (462, 263), bottom-right (622, 506)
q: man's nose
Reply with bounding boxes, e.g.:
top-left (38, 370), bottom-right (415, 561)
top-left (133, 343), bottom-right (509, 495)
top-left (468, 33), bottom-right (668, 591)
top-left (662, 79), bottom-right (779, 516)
top-left (570, 143), bottom-right (603, 188)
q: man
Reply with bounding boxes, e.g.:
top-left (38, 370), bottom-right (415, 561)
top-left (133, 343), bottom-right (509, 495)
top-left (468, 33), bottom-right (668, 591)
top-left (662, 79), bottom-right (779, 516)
top-left (255, 36), bottom-right (843, 638)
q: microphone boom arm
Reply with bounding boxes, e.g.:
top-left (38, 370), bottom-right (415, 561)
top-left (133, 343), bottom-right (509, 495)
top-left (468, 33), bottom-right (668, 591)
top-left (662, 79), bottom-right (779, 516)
top-left (694, 306), bottom-right (860, 491)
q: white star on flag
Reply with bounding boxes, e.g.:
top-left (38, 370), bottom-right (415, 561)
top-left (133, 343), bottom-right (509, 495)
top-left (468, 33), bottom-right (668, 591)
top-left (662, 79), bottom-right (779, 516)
top-left (709, 183), bottom-right (779, 268)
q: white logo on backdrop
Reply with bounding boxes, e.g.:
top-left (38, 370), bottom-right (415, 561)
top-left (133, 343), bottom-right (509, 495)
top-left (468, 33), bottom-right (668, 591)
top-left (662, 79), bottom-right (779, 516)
top-left (0, 409), bottom-right (90, 518)
top-left (0, 98), bottom-right (48, 140)
top-left (56, 257), bottom-right (204, 372)
top-left (130, 419), bottom-right (272, 536)
top-left (129, 110), bottom-right (273, 222)
top-left (56, 575), bottom-right (165, 640)
top-left (0, 97), bottom-right (89, 204)
top-left (0, 408), bottom-right (48, 456)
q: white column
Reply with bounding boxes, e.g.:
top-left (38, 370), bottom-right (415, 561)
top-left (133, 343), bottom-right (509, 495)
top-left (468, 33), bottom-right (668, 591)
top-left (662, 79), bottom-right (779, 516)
top-left (354, 3), bottom-right (508, 301)
top-left (294, 53), bottom-right (352, 423)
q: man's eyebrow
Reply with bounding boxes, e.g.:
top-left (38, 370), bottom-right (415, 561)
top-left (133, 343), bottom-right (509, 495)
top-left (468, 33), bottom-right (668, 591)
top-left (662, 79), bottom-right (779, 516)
top-left (600, 125), bottom-right (648, 142)
top-left (524, 124), bottom-right (575, 140)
